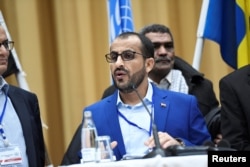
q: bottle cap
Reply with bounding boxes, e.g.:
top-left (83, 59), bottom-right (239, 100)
top-left (84, 111), bottom-right (92, 117)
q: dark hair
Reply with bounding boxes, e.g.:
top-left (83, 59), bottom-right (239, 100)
top-left (117, 32), bottom-right (154, 59)
top-left (139, 24), bottom-right (174, 44)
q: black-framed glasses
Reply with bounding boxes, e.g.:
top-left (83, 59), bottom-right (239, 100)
top-left (105, 50), bottom-right (142, 63)
top-left (0, 40), bottom-right (14, 51)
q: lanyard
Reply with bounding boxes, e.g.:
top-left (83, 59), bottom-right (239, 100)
top-left (117, 106), bottom-right (153, 137)
top-left (0, 93), bottom-right (9, 146)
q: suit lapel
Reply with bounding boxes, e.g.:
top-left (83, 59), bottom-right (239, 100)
top-left (7, 87), bottom-right (31, 128)
top-left (7, 86), bottom-right (36, 166)
top-left (105, 92), bottom-right (126, 157)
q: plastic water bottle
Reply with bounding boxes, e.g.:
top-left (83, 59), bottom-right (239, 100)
top-left (81, 111), bottom-right (98, 163)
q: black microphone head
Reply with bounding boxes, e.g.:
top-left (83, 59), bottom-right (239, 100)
top-left (165, 145), bottom-right (210, 156)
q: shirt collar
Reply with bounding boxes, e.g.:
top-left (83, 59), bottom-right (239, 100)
top-left (0, 76), bottom-right (9, 94)
top-left (165, 69), bottom-right (173, 84)
top-left (148, 70), bottom-right (173, 85)
top-left (117, 81), bottom-right (153, 106)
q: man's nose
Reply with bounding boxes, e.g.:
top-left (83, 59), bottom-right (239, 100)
top-left (114, 56), bottom-right (125, 65)
top-left (0, 44), bottom-right (5, 50)
top-left (0, 47), bottom-right (9, 56)
top-left (0, 45), bottom-right (6, 53)
top-left (157, 45), bottom-right (168, 55)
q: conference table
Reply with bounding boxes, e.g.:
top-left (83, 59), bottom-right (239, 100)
top-left (60, 154), bottom-right (208, 167)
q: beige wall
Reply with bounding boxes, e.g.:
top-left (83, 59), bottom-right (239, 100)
top-left (0, 0), bottom-right (233, 165)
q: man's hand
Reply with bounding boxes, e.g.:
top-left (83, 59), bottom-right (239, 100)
top-left (110, 141), bottom-right (118, 149)
top-left (214, 134), bottom-right (222, 145)
top-left (144, 131), bottom-right (181, 149)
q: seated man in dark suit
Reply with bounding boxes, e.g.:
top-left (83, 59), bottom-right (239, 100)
top-left (61, 24), bottom-right (219, 165)
top-left (220, 64), bottom-right (250, 150)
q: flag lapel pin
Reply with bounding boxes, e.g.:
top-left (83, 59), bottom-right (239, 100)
top-left (160, 103), bottom-right (167, 107)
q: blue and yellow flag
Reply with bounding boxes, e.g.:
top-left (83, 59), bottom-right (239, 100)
top-left (203, 0), bottom-right (250, 69)
top-left (107, 0), bottom-right (134, 43)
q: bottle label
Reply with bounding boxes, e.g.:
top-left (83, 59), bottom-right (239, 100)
top-left (81, 148), bottom-right (96, 162)
top-left (81, 128), bottom-right (97, 148)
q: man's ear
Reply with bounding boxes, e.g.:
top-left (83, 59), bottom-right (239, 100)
top-left (145, 57), bottom-right (155, 73)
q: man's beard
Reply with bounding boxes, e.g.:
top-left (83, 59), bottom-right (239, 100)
top-left (113, 66), bottom-right (146, 93)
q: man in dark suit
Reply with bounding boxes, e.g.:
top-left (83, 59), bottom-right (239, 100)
top-left (220, 64), bottom-right (250, 150)
top-left (0, 25), bottom-right (45, 166)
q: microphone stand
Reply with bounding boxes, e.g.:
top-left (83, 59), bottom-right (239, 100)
top-left (143, 123), bottom-right (166, 158)
top-left (132, 85), bottom-right (165, 158)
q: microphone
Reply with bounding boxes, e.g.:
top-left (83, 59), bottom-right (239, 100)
top-left (164, 139), bottom-right (236, 156)
top-left (164, 140), bottom-right (213, 156)
top-left (165, 145), bottom-right (209, 156)
top-left (130, 83), bottom-right (166, 158)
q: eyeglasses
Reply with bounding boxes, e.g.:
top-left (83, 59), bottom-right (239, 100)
top-left (0, 40), bottom-right (14, 51)
top-left (105, 50), bottom-right (143, 63)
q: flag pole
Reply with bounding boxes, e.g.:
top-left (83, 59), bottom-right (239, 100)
top-left (107, 0), bottom-right (134, 84)
top-left (192, 0), bottom-right (209, 70)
